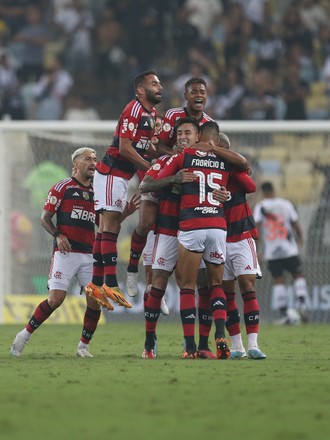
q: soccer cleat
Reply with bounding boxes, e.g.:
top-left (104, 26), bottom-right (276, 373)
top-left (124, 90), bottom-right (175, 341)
top-left (101, 284), bottom-right (132, 308)
top-left (160, 295), bottom-right (169, 315)
top-left (76, 347), bottom-right (93, 358)
top-left (85, 282), bottom-right (114, 311)
top-left (197, 349), bottom-right (218, 360)
top-left (229, 348), bottom-right (247, 360)
top-left (247, 347), bottom-right (267, 360)
top-left (181, 351), bottom-right (198, 359)
top-left (215, 338), bottom-right (230, 359)
top-left (11, 333), bottom-right (28, 357)
top-left (142, 348), bottom-right (156, 359)
top-left (126, 272), bottom-right (139, 297)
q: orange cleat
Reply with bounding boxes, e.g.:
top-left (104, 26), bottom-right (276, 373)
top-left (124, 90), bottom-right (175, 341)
top-left (85, 282), bottom-right (114, 311)
top-left (101, 284), bottom-right (132, 308)
top-left (215, 338), bottom-right (230, 359)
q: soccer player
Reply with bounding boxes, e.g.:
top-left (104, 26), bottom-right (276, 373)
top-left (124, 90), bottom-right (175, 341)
top-left (253, 181), bottom-right (309, 324)
top-left (213, 133), bottom-right (266, 360)
top-left (9, 149), bottom-right (101, 357)
top-left (10, 148), bottom-right (140, 358)
top-left (140, 118), bottom-right (203, 358)
top-left (154, 121), bottom-right (248, 359)
top-left (126, 77), bottom-right (213, 297)
top-left (85, 70), bottom-right (162, 307)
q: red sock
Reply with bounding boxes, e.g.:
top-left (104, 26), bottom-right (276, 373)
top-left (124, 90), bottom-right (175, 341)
top-left (92, 232), bottom-right (104, 286)
top-left (26, 300), bottom-right (55, 333)
top-left (225, 291), bottom-right (241, 336)
top-left (144, 287), bottom-right (164, 349)
top-left (144, 286), bottom-right (164, 333)
top-left (242, 290), bottom-right (260, 334)
top-left (180, 288), bottom-right (196, 338)
top-left (101, 231), bottom-right (118, 287)
top-left (210, 285), bottom-right (227, 340)
top-left (127, 230), bottom-right (148, 273)
top-left (198, 287), bottom-right (212, 338)
top-left (80, 307), bottom-right (101, 344)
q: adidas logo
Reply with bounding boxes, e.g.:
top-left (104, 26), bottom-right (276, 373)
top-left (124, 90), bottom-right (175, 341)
top-left (245, 265), bottom-right (252, 270)
top-left (213, 300), bottom-right (224, 307)
top-left (144, 121), bottom-right (149, 127)
top-left (72, 192), bottom-right (80, 196)
top-left (186, 313), bottom-right (195, 319)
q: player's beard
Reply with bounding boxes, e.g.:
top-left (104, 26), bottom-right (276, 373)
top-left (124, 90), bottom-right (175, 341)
top-left (145, 88), bottom-right (162, 105)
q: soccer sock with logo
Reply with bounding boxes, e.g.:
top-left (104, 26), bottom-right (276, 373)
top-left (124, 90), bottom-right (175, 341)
top-left (197, 286), bottom-right (212, 350)
top-left (242, 290), bottom-right (260, 335)
top-left (80, 307), bottom-right (101, 344)
top-left (127, 230), bottom-right (148, 273)
top-left (144, 286), bottom-right (164, 350)
top-left (180, 288), bottom-right (196, 353)
top-left (210, 285), bottom-right (227, 340)
top-left (225, 291), bottom-right (241, 336)
top-left (26, 300), bottom-right (55, 333)
top-left (101, 231), bottom-right (118, 287)
top-left (92, 232), bottom-right (104, 286)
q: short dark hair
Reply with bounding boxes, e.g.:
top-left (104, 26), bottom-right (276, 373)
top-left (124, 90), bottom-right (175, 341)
top-left (261, 181), bottom-right (274, 193)
top-left (199, 121), bottom-right (220, 136)
top-left (134, 70), bottom-right (157, 90)
top-left (184, 77), bottom-right (207, 90)
top-left (175, 117), bottom-right (199, 132)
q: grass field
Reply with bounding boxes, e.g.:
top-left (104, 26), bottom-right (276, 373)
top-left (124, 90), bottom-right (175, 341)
top-left (1, 322), bottom-right (330, 440)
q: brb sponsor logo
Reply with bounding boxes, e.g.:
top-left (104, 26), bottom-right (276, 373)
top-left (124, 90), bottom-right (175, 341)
top-left (71, 208), bottom-right (96, 223)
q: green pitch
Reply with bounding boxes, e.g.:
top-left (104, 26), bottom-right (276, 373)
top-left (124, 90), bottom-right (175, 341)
top-left (1, 322), bottom-right (330, 440)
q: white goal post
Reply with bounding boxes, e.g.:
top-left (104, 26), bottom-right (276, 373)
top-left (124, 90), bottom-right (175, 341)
top-left (1, 120), bottom-right (330, 324)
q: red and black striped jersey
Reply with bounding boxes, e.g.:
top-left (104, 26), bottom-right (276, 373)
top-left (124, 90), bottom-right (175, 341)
top-left (96, 99), bottom-right (158, 179)
top-left (158, 107), bottom-right (213, 148)
top-left (225, 170), bottom-right (258, 242)
top-left (156, 184), bottom-right (181, 236)
top-left (145, 154), bottom-right (181, 236)
top-left (44, 177), bottom-right (96, 253)
top-left (157, 148), bottom-right (231, 231)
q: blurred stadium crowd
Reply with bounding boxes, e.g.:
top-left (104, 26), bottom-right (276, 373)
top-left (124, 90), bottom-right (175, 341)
top-left (0, 0), bottom-right (330, 121)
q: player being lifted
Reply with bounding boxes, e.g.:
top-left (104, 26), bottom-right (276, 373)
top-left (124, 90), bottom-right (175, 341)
top-left (126, 77), bottom-right (214, 298)
top-left (85, 71), bottom-right (162, 308)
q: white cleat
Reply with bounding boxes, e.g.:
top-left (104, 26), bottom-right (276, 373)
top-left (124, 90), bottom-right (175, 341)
top-left (126, 272), bottom-right (139, 297)
top-left (76, 345), bottom-right (93, 358)
top-left (247, 347), bottom-right (267, 360)
top-left (11, 333), bottom-right (28, 357)
top-left (160, 295), bottom-right (169, 315)
top-left (229, 348), bottom-right (247, 360)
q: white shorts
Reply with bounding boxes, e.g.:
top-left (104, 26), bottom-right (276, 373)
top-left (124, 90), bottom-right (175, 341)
top-left (48, 251), bottom-right (93, 291)
top-left (141, 192), bottom-right (159, 204)
top-left (93, 170), bottom-right (129, 213)
top-left (142, 230), bottom-right (156, 266)
top-left (152, 234), bottom-right (178, 272)
top-left (178, 229), bottom-right (226, 265)
top-left (223, 238), bottom-right (260, 280)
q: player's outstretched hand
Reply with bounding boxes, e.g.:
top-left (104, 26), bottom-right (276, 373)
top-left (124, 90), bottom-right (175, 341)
top-left (126, 194), bottom-right (141, 216)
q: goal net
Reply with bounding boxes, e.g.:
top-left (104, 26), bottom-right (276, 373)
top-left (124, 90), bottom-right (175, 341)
top-left (1, 121), bottom-right (330, 324)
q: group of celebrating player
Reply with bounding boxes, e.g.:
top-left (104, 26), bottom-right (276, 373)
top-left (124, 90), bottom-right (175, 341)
top-left (11, 71), bottom-right (266, 361)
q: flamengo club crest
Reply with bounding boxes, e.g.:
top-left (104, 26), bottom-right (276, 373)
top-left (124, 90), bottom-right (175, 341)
top-left (82, 192), bottom-right (89, 200)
